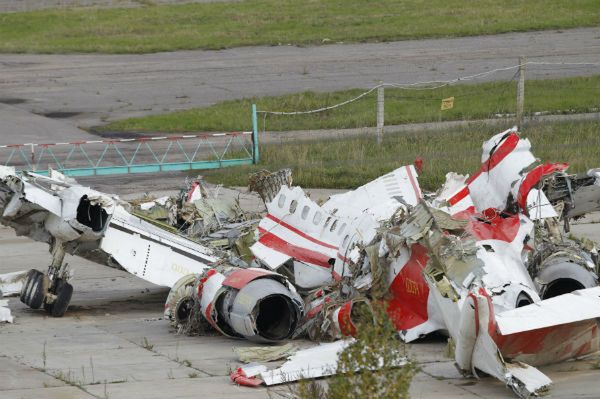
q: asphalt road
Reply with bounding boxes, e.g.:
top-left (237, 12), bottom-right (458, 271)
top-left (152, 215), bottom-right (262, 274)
top-left (0, 27), bottom-right (599, 140)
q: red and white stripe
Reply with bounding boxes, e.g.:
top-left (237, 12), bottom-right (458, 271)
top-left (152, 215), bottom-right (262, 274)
top-left (446, 129), bottom-right (542, 215)
top-left (0, 131), bottom-right (252, 149)
top-left (253, 213), bottom-right (338, 270)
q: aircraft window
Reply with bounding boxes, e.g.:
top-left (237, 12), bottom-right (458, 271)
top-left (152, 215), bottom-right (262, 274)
top-left (342, 235), bottom-right (350, 247)
top-left (313, 212), bottom-right (322, 225)
top-left (330, 220), bottom-right (338, 232)
top-left (289, 200), bottom-right (298, 214)
top-left (324, 216), bottom-right (332, 228)
top-left (278, 194), bottom-right (286, 208)
top-left (301, 206), bottom-right (310, 220)
top-left (338, 223), bottom-right (347, 235)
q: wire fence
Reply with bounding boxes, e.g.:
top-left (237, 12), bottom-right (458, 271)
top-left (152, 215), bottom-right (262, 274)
top-left (199, 60), bottom-right (600, 189)
top-left (254, 61), bottom-right (600, 136)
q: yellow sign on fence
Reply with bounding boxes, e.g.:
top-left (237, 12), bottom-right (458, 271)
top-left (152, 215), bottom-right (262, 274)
top-left (441, 96), bottom-right (454, 111)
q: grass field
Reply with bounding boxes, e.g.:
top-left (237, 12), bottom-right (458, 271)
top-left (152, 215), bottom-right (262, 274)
top-left (198, 120), bottom-right (600, 191)
top-left (0, 0), bottom-right (599, 53)
top-left (100, 74), bottom-right (600, 133)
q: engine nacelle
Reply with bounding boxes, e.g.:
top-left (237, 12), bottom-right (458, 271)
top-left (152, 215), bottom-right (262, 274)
top-left (535, 250), bottom-right (598, 299)
top-left (167, 267), bottom-right (304, 343)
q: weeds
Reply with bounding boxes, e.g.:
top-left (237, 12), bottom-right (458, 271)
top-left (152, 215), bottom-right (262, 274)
top-left (42, 341), bottom-right (47, 371)
top-left (197, 120), bottom-right (600, 192)
top-left (52, 369), bottom-right (82, 388)
top-left (90, 356), bottom-right (95, 384)
top-left (294, 303), bottom-right (416, 399)
top-left (141, 337), bottom-right (154, 351)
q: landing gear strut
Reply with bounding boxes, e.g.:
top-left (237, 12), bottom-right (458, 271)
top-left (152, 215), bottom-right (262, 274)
top-left (20, 239), bottom-right (73, 317)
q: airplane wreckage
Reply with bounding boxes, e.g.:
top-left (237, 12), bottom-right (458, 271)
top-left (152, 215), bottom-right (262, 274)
top-left (1, 127), bottom-right (600, 397)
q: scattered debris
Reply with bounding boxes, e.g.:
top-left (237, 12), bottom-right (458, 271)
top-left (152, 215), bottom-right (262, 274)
top-left (230, 363), bottom-right (267, 387)
top-left (0, 270), bottom-right (27, 297)
top-left (233, 343), bottom-right (298, 363)
top-left (261, 340), bottom-right (355, 385)
top-left (248, 168), bottom-right (292, 204)
top-left (0, 299), bottom-right (13, 323)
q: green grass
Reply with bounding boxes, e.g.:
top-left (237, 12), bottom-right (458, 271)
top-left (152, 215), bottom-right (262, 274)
top-left (1, 0), bottom-right (599, 53)
top-left (198, 120), bottom-right (600, 191)
top-left (100, 74), bottom-right (600, 133)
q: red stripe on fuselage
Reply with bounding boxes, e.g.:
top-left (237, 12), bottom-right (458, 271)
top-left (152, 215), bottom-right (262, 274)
top-left (265, 213), bottom-right (338, 250)
top-left (517, 163), bottom-right (568, 211)
top-left (405, 165), bottom-right (421, 201)
top-left (387, 244), bottom-right (430, 330)
top-left (465, 133), bottom-right (521, 185)
top-left (258, 227), bottom-right (332, 268)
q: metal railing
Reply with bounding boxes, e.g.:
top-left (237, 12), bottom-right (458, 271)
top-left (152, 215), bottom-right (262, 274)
top-left (0, 131), bottom-right (257, 177)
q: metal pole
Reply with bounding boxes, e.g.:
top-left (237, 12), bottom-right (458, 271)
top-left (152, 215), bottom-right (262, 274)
top-left (516, 56), bottom-right (526, 126)
top-left (252, 103), bottom-right (259, 164)
top-left (376, 85), bottom-right (384, 145)
top-left (30, 144), bottom-right (36, 171)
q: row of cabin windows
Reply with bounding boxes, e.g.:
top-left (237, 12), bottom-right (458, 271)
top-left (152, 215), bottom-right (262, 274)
top-left (277, 194), bottom-right (351, 245)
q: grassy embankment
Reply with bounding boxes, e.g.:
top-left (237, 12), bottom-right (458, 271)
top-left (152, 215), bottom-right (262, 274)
top-left (0, 0), bottom-right (599, 53)
top-left (101, 74), bottom-right (600, 133)
top-left (200, 120), bottom-right (600, 191)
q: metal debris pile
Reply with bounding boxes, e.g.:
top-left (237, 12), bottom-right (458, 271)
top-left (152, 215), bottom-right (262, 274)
top-left (2, 128), bottom-right (600, 397)
top-left (132, 177), bottom-right (260, 261)
top-left (163, 128), bottom-right (600, 397)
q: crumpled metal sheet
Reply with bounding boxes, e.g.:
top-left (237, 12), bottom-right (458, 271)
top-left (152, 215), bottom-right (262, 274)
top-left (0, 270), bottom-right (27, 297)
top-left (248, 168), bottom-right (292, 204)
top-left (260, 340), bottom-right (354, 385)
top-left (233, 343), bottom-right (298, 363)
top-left (259, 339), bottom-right (407, 386)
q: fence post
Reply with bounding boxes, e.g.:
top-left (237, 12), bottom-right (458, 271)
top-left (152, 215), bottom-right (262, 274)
top-left (516, 56), bottom-right (526, 126)
top-left (376, 85), bottom-right (384, 145)
top-left (30, 144), bottom-right (36, 171)
top-left (252, 103), bottom-right (259, 164)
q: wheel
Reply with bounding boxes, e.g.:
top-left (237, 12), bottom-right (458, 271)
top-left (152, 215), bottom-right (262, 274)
top-left (20, 269), bottom-right (38, 304)
top-left (20, 269), bottom-right (46, 309)
top-left (27, 272), bottom-right (48, 309)
top-left (45, 279), bottom-right (73, 318)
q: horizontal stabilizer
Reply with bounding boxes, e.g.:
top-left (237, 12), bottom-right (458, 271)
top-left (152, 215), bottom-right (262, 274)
top-left (496, 287), bottom-right (600, 335)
